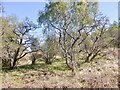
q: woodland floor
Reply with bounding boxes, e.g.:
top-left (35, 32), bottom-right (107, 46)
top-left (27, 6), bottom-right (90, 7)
top-left (1, 48), bottom-right (119, 88)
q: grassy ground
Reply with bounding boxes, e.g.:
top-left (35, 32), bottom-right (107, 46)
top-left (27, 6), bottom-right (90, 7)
top-left (1, 49), bottom-right (119, 88)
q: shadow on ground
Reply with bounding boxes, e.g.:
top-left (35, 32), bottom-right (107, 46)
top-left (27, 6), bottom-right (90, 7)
top-left (2, 60), bottom-right (70, 73)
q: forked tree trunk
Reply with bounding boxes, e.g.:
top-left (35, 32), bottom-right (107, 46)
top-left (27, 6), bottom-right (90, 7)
top-left (85, 53), bottom-right (92, 63)
top-left (64, 50), bottom-right (77, 77)
top-left (9, 47), bottom-right (20, 69)
top-left (65, 53), bottom-right (72, 69)
top-left (9, 58), bottom-right (17, 70)
top-left (85, 50), bottom-right (101, 63)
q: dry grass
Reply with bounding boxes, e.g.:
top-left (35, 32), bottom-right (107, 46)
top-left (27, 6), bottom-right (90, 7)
top-left (1, 48), bottom-right (119, 88)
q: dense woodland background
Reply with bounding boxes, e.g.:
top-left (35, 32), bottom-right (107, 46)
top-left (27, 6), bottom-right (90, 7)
top-left (0, 1), bottom-right (119, 88)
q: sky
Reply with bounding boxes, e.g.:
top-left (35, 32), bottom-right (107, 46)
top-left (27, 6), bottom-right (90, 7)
top-left (99, 2), bottom-right (118, 23)
top-left (2, 2), bottom-right (118, 23)
top-left (2, 2), bottom-right (119, 38)
top-left (2, 2), bottom-right (46, 23)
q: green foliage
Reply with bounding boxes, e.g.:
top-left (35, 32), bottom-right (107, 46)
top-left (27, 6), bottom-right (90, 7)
top-left (41, 35), bottom-right (59, 64)
top-left (105, 22), bottom-right (118, 47)
top-left (1, 16), bottom-right (38, 69)
top-left (2, 1), bottom-right (118, 78)
top-left (38, 2), bottom-right (115, 73)
top-left (1, 16), bottom-right (19, 67)
top-left (38, 2), bottom-right (98, 32)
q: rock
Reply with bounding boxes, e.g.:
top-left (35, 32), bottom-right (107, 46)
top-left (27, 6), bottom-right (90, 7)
top-left (88, 70), bottom-right (91, 72)
top-left (97, 68), bottom-right (101, 71)
top-left (81, 79), bottom-right (85, 83)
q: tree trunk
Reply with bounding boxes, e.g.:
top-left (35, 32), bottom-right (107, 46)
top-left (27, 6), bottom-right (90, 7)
top-left (45, 53), bottom-right (52, 64)
top-left (89, 51), bottom-right (100, 62)
top-left (65, 53), bottom-right (72, 69)
top-left (71, 50), bottom-right (77, 77)
top-left (85, 53), bottom-right (92, 63)
top-left (9, 58), bottom-right (17, 70)
top-left (31, 54), bottom-right (36, 65)
top-left (45, 58), bottom-right (52, 64)
top-left (10, 47), bottom-right (20, 69)
top-left (8, 58), bottom-right (12, 68)
top-left (12, 59), bottom-right (17, 68)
